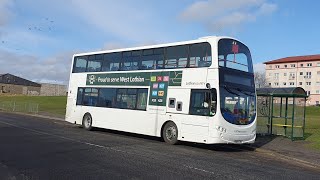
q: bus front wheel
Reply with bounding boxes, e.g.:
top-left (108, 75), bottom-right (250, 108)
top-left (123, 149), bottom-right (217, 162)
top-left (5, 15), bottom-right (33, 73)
top-left (82, 113), bottom-right (93, 131)
top-left (162, 122), bottom-right (178, 145)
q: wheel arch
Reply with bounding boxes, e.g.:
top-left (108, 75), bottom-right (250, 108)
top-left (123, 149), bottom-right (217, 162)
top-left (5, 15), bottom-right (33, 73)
top-left (160, 120), bottom-right (177, 139)
top-left (82, 112), bottom-right (93, 130)
top-left (82, 112), bottom-right (92, 124)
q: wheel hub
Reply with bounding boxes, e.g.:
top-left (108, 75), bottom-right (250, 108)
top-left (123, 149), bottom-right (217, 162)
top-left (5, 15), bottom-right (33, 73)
top-left (166, 126), bottom-right (176, 140)
top-left (84, 116), bottom-right (91, 128)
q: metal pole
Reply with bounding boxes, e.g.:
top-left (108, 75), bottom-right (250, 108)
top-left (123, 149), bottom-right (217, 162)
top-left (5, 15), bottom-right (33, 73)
top-left (291, 97), bottom-right (295, 141)
top-left (12, 101), bottom-right (15, 112)
top-left (303, 97), bottom-right (306, 139)
top-left (285, 97), bottom-right (288, 136)
top-left (270, 96), bottom-right (274, 135)
top-left (280, 97), bottom-right (283, 117)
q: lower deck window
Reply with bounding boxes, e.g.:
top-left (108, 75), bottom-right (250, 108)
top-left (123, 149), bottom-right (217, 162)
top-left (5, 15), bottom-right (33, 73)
top-left (77, 87), bottom-right (148, 111)
top-left (83, 88), bottom-right (99, 106)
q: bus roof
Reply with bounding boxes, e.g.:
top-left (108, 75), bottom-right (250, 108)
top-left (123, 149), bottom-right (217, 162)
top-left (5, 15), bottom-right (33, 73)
top-left (73, 36), bottom-right (236, 57)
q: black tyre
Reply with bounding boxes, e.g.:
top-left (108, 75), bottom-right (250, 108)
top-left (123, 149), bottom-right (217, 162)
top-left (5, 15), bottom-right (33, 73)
top-left (82, 113), bottom-right (93, 131)
top-left (162, 122), bottom-right (178, 145)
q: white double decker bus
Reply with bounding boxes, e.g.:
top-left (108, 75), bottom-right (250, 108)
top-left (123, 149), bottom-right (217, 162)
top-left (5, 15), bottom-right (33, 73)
top-left (66, 36), bottom-right (257, 144)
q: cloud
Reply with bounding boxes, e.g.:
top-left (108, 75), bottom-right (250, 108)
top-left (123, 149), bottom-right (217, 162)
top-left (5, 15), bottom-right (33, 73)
top-left (0, 49), bottom-right (75, 84)
top-left (257, 3), bottom-right (278, 15)
top-left (72, 0), bottom-right (148, 40)
top-left (69, 0), bottom-right (169, 43)
top-left (0, 0), bottom-right (14, 27)
top-left (253, 62), bottom-right (265, 72)
top-left (179, 0), bottom-right (277, 33)
top-left (208, 12), bottom-right (256, 32)
top-left (103, 42), bottom-right (129, 51)
top-left (0, 28), bottom-right (59, 54)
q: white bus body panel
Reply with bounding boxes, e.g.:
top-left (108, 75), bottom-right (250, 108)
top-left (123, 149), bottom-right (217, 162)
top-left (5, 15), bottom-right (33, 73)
top-left (65, 36), bottom-right (257, 144)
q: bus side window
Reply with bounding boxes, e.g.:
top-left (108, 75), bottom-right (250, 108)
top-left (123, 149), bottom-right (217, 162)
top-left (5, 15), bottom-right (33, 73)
top-left (130, 50), bottom-right (141, 70)
top-left (83, 88), bottom-right (98, 106)
top-left (142, 49), bottom-right (156, 70)
top-left (97, 88), bottom-right (117, 107)
top-left (189, 89), bottom-right (211, 116)
top-left (190, 43), bottom-right (212, 68)
top-left (87, 55), bottom-right (102, 72)
top-left (73, 56), bottom-right (87, 73)
top-left (104, 52), bottom-right (121, 71)
top-left (126, 88), bottom-right (138, 109)
top-left (102, 54), bottom-right (112, 71)
top-left (121, 51), bottom-right (141, 71)
top-left (76, 88), bottom-right (84, 105)
top-left (136, 89), bottom-right (148, 110)
top-left (165, 45), bottom-right (188, 69)
top-left (154, 48), bottom-right (164, 69)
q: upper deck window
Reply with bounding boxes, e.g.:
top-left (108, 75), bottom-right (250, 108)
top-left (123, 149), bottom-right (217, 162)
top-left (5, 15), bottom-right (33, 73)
top-left (218, 39), bottom-right (253, 73)
top-left (73, 56), bottom-right (88, 73)
top-left (87, 55), bottom-right (102, 72)
top-left (122, 51), bottom-right (141, 71)
top-left (165, 45), bottom-right (188, 69)
top-left (102, 53), bottom-right (122, 71)
top-left (141, 48), bottom-right (164, 70)
top-left (189, 43), bottom-right (212, 67)
top-left (72, 42), bottom-right (212, 73)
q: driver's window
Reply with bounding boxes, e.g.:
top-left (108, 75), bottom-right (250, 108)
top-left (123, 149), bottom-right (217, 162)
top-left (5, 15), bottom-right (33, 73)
top-left (189, 89), bottom-right (216, 116)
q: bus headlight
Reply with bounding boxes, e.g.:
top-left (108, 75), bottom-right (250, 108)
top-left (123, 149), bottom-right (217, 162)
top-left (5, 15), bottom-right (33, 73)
top-left (216, 126), bottom-right (227, 133)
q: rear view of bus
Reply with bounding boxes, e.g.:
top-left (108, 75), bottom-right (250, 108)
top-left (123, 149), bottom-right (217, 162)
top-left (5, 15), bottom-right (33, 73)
top-left (215, 38), bottom-right (256, 144)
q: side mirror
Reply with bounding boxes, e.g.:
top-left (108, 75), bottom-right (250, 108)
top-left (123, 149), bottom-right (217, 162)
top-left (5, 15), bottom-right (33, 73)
top-left (206, 83), bottom-right (211, 89)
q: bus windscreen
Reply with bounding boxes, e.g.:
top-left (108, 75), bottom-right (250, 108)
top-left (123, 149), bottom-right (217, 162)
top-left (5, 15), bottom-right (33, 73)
top-left (218, 39), bottom-right (253, 73)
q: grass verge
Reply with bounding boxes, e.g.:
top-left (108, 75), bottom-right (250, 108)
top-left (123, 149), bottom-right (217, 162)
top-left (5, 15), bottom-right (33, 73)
top-left (305, 106), bottom-right (320, 150)
top-left (0, 95), bottom-right (67, 117)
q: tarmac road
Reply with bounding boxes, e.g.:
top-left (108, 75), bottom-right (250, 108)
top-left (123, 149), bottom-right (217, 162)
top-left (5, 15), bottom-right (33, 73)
top-left (0, 112), bottom-right (319, 180)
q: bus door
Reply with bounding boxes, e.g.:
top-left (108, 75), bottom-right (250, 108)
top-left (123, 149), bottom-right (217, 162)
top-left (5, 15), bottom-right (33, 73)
top-left (184, 89), bottom-right (211, 138)
top-left (168, 89), bottom-right (216, 142)
top-left (147, 71), bottom-right (169, 135)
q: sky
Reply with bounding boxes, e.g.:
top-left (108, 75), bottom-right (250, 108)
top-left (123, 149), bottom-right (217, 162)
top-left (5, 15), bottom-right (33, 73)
top-left (0, 0), bottom-right (319, 84)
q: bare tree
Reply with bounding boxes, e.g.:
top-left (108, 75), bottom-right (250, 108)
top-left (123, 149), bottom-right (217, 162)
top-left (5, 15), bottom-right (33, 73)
top-left (254, 71), bottom-right (269, 88)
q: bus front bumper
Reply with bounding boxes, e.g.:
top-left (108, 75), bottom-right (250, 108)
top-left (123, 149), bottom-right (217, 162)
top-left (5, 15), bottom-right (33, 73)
top-left (215, 132), bottom-right (256, 144)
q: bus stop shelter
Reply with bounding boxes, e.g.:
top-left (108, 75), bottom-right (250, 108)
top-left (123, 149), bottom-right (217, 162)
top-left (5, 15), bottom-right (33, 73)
top-left (256, 87), bottom-right (307, 140)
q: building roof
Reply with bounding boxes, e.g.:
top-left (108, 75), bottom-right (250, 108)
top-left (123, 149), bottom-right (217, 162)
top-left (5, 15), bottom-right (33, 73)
top-left (0, 73), bottom-right (41, 87)
top-left (264, 54), bottom-right (320, 64)
top-left (257, 87), bottom-right (307, 97)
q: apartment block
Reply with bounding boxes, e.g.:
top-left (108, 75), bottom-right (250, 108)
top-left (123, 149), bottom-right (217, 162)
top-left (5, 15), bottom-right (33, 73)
top-left (264, 54), bottom-right (320, 105)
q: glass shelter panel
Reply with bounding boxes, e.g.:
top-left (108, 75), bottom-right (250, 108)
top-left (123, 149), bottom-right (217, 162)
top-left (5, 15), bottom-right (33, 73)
top-left (256, 96), bottom-right (271, 134)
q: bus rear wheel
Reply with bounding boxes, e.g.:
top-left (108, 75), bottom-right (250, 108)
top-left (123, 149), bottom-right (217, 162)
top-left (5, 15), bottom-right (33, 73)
top-left (162, 122), bottom-right (178, 145)
top-left (82, 113), bottom-right (93, 131)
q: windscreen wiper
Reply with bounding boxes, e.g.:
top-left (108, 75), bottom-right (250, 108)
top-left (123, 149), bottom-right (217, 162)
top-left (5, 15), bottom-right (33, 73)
top-left (235, 88), bottom-right (254, 97)
top-left (223, 85), bottom-right (240, 96)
